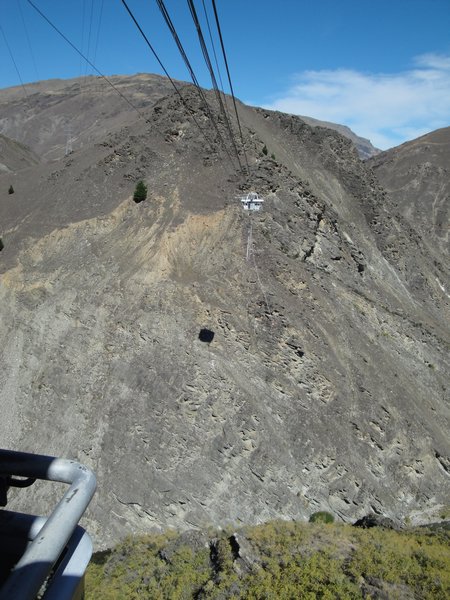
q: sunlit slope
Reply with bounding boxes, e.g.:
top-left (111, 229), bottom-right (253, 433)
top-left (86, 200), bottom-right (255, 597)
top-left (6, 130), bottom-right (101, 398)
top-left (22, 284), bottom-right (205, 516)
top-left (0, 86), bottom-right (448, 546)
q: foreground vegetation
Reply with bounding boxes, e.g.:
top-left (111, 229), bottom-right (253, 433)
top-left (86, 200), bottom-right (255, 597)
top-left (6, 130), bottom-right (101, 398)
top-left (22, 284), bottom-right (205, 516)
top-left (86, 519), bottom-right (450, 599)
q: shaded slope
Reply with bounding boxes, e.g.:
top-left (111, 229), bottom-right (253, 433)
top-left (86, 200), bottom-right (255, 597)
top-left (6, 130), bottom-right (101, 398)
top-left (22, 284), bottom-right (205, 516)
top-left (0, 87), bottom-right (448, 547)
top-left (0, 133), bottom-right (40, 173)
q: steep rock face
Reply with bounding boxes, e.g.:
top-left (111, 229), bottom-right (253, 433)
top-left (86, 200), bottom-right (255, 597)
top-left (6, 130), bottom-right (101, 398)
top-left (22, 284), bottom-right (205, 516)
top-left (298, 114), bottom-right (380, 159)
top-left (369, 127), bottom-right (450, 263)
top-left (0, 86), bottom-right (448, 547)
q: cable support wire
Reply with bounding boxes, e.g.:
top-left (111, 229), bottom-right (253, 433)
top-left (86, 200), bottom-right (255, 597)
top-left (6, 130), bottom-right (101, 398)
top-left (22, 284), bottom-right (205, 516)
top-left (186, 0), bottom-right (242, 171)
top-left (121, 0), bottom-right (224, 163)
top-left (201, 0), bottom-right (228, 116)
top-left (92, 0), bottom-right (105, 67)
top-left (26, 0), bottom-right (144, 119)
top-left (155, 0), bottom-right (237, 169)
top-left (79, 0), bottom-right (87, 79)
top-left (84, 0), bottom-right (95, 78)
top-left (18, 0), bottom-right (39, 81)
top-left (201, 0), bottom-right (235, 158)
top-left (211, 0), bottom-right (249, 173)
top-left (0, 23), bottom-right (29, 100)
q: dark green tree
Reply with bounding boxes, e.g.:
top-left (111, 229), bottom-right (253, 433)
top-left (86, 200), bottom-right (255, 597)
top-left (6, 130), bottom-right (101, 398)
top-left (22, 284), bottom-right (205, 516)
top-left (8, 185), bottom-right (14, 194)
top-left (133, 180), bottom-right (147, 203)
top-left (262, 144), bottom-right (268, 156)
top-left (0, 238), bottom-right (4, 251)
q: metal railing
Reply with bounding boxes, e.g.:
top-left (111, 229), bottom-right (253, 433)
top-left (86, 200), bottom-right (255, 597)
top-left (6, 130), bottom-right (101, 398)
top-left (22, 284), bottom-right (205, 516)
top-left (0, 450), bottom-right (96, 600)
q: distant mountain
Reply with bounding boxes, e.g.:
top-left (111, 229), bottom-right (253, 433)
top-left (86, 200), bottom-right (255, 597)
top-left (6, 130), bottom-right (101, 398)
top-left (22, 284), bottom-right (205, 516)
top-left (0, 79), bottom-right (448, 548)
top-left (0, 74), bottom-right (177, 160)
top-left (298, 115), bottom-right (380, 159)
top-left (369, 127), bottom-right (450, 261)
top-left (0, 74), bottom-right (379, 161)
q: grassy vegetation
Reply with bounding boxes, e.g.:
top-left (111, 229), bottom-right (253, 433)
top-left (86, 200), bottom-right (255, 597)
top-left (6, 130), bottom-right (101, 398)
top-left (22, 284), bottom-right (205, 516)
top-left (86, 519), bottom-right (450, 599)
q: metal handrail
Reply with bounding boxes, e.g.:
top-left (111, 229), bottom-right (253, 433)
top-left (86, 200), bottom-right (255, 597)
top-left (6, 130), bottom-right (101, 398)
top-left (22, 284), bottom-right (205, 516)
top-left (0, 450), bottom-right (96, 600)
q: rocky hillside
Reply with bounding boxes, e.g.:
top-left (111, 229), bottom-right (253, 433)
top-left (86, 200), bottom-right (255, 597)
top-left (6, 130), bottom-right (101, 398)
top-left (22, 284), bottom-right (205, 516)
top-left (0, 81), bottom-right (449, 548)
top-left (299, 114), bottom-right (380, 159)
top-left (369, 127), bottom-right (450, 262)
top-left (1, 74), bottom-right (376, 160)
top-left (0, 73), bottom-right (177, 160)
top-left (0, 134), bottom-right (39, 174)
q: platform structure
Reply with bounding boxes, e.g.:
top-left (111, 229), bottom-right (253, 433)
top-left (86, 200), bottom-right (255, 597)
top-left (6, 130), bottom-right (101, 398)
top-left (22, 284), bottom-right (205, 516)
top-left (0, 450), bottom-right (96, 600)
top-left (240, 191), bottom-right (264, 211)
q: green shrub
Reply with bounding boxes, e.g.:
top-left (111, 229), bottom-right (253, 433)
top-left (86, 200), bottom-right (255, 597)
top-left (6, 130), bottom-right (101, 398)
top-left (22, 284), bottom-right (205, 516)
top-left (261, 144), bottom-right (268, 156)
top-left (8, 185), bottom-right (14, 194)
top-left (133, 180), bottom-right (147, 203)
top-left (309, 511), bottom-right (335, 524)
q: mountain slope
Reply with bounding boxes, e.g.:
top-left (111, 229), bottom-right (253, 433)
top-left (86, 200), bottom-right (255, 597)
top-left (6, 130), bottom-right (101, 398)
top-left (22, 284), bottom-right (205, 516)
top-left (0, 85), bottom-right (448, 547)
top-left (1, 74), bottom-right (377, 161)
top-left (0, 134), bottom-right (39, 173)
top-left (0, 74), bottom-right (177, 160)
top-left (299, 114), bottom-right (380, 159)
top-left (369, 127), bottom-right (450, 263)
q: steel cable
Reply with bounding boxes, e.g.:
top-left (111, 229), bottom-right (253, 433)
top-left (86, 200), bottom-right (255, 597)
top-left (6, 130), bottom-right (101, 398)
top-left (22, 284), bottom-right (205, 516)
top-left (211, 0), bottom-right (249, 172)
top-left (121, 0), bottom-right (228, 163)
top-left (26, 0), bottom-right (145, 119)
top-left (186, 0), bottom-right (242, 170)
top-left (0, 23), bottom-right (29, 100)
top-left (155, 0), bottom-right (236, 168)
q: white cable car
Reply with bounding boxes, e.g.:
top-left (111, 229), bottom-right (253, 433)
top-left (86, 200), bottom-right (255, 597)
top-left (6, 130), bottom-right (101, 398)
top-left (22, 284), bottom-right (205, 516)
top-left (240, 191), bottom-right (264, 211)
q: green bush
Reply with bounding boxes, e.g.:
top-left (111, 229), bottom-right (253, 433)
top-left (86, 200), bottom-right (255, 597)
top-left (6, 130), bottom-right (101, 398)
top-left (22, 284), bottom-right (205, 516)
top-left (133, 180), bottom-right (147, 203)
top-left (309, 511), bottom-right (335, 524)
top-left (8, 185), bottom-right (14, 194)
top-left (261, 144), bottom-right (268, 156)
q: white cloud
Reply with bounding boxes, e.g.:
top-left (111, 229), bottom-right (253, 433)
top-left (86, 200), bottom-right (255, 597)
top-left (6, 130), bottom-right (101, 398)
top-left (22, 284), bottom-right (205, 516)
top-left (262, 53), bottom-right (450, 150)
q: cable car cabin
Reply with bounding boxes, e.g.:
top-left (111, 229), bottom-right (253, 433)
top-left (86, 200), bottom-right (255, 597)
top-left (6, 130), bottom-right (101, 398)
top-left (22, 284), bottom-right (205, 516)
top-left (240, 192), bottom-right (264, 211)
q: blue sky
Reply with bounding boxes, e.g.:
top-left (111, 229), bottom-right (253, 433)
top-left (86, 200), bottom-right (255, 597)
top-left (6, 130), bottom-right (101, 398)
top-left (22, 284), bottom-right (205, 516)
top-left (1, 0), bottom-right (449, 149)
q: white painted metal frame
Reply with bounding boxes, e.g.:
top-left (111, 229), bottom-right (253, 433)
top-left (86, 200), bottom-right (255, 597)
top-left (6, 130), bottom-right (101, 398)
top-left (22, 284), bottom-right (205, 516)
top-left (0, 450), bottom-right (96, 600)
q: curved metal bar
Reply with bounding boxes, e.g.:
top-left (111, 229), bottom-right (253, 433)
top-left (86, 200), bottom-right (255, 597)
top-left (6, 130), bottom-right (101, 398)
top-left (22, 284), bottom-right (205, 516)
top-left (8, 476), bottom-right (36, 488)
top-left (0, 450), bottom-right (96, 600)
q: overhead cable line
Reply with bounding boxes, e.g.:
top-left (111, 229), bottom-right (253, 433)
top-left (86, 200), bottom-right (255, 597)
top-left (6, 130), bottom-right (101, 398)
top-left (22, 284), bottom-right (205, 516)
top-left (120, 0), bottom-right (226, 163)
top-left (200, 0), bottom-right (233, 135)
top-left (201, 0), bottom-right (226, 107)
top-left (211, 0), bottom-right (249, 172)
top-left (79, 0), bottom-right (87, 79)
top-left (0, 23), bottom-right (29, 100)
top-left (92, 0), bottom-right (105, 67)
top-left (18, 0), bottom-right (40, 82)
top-left (154, 0), bottom-right (237, 169)
top-left (84, 0), bottom-right (95, 78)
top-left (186, 0), bottom-right (242, 170)
top-left (26, 0), bottom-right (144, 119)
